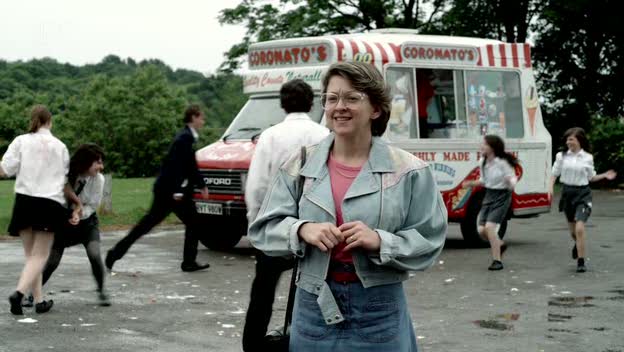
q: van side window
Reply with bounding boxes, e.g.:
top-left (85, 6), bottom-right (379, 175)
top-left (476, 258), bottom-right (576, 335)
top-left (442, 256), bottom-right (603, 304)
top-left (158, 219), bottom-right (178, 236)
top-left (465, 71), bottom-right (524, 138)
top-left (386, 67), bottom-right (468, 140)
top-left (386, 68), bottom-right (417, 140)
top-left (385, 68), bottom-right (524, 140)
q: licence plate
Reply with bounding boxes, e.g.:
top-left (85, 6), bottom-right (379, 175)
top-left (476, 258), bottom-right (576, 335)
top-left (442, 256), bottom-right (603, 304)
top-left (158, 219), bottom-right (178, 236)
top-left (195, 202), bottom-right (223, 215)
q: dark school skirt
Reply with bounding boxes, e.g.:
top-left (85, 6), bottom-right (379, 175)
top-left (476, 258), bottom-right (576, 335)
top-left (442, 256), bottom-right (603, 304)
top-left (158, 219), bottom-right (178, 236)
top-left (559, 184), bottom-right (592, 223)
top-left (7, 193), bottom-right (67, 237)
top-left (478, 188), bottom-right (512, 226)
top-left (54, 214), bottom-right (100, 248)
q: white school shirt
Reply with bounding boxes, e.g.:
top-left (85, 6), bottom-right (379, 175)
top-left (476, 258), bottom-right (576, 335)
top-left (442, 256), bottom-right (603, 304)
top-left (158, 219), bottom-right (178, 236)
top-left (76, 173), bottom-right (105, 220)
top-left (551, 149), bottom-right (596, 186)
top-left (245, 113), bottom-right (329, 222)
top-left (1, 128), bottom-right (69, 205)
top-left (479, 157), bottom-right (518, 190)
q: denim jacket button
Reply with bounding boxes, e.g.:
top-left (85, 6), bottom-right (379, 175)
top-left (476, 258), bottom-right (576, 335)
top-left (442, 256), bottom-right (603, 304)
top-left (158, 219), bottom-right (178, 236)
top-left (316, 286), bottom-right (321, 291)
top-left (334, 315), bottom-right (340, 320)
top-left (326, 318), bottom-right (332, 323)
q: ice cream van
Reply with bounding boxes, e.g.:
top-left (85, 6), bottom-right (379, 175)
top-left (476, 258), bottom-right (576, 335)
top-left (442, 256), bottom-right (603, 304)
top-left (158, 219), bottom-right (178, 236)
top-left (194, 28), bottom-right (552, 250)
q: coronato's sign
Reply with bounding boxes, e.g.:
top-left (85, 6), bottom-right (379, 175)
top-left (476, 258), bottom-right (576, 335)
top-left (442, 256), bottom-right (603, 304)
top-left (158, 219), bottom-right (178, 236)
top-left (401, 43), bottom-right (479, 65)
top-left (248, 43), bottom-right (331, 69)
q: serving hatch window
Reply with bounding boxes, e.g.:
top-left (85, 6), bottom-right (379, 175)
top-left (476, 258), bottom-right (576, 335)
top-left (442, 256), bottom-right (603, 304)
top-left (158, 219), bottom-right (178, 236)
top-left (385, 67), bottom-right (524, 140)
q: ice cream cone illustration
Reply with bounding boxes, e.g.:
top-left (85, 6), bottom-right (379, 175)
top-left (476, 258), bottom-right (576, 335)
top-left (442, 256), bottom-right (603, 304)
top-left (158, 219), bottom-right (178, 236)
top-left (525, 86), bottom-right (539, 136)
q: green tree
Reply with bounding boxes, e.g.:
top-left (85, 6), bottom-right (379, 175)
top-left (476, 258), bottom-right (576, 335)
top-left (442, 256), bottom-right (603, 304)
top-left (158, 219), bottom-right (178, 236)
top-left (218, 0), bottom-right (449, 71)
top-left (56, 66), bottom-right (187, 177)
top-left (532, 0), bottom-right (623, 132)
top-left (0, 56), bottom-right (247, 176)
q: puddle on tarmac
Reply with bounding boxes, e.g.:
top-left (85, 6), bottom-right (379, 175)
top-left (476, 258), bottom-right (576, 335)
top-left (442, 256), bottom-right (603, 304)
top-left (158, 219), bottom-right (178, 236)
top-left (591, 327), bottom-right (609, 331)
top-left (548, 313), bottom-right (573, 322)
top-left (473, 319), bottom-right (513, 331)
top-left (605, 290), bottom-right (624, 300)
top-left (548, 296), bottom-right (595, 307)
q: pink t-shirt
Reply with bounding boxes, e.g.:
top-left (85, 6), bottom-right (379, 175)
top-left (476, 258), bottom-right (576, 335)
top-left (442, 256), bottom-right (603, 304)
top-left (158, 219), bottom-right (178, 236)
top-left (327, 154), bottom-right (363, 264)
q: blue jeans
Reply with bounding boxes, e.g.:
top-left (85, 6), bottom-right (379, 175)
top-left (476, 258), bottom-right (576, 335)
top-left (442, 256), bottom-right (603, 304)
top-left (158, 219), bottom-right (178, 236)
top-left (290, 280), bottom-right (418, 351)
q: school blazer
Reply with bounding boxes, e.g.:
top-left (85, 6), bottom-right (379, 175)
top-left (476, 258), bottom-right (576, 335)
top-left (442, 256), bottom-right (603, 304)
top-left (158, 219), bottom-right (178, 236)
top-left (154, 126), bottom-right (205, 196)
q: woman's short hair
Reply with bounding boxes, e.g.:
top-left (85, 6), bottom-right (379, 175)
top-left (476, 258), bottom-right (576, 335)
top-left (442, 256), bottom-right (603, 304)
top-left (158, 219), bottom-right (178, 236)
top-left (280, 79), bottom-right (314, 113)
top-left (563, 127), bottom-right (590, 152)
top-left (184, 105), bottom-right (202, 123)
top-left (321, 62), bottom-right (391, 136)
top-left (29, 105), bottom-right (52, 133)
top-left (68, 144), bottom-right (105, 186)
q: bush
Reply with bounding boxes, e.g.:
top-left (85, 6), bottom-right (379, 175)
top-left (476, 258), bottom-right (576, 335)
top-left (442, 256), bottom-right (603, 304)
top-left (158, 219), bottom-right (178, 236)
top-left (588, 117), bottom-right (624, 187)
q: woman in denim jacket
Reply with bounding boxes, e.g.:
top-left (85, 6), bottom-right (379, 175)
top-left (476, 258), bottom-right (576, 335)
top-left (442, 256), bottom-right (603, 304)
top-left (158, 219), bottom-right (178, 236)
top-left (249, 62), bottom-right (447, 351)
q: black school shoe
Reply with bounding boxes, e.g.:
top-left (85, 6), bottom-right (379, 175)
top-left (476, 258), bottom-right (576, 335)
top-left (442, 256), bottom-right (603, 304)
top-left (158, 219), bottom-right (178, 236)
top-left (576, 258), bottom-right (587, 273)
top-left (9, 291), bottom-right (24, 315)
top-left (180, 262), bottom-right (210, 272)
top-left (98, 291), bottom-right (111, 307)
top-left (488, 260), bottom-right (504, 271)
top-left (21, 294), bottom-right (34, 307)
top-left (105, 250), bottom-right (117, 271)
top-left (35, 300), bottom-right (54, 314)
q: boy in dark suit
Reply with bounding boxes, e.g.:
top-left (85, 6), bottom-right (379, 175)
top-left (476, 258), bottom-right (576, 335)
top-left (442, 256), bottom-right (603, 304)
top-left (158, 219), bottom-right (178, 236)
top-left (106, 105), bottom-right (210, 272)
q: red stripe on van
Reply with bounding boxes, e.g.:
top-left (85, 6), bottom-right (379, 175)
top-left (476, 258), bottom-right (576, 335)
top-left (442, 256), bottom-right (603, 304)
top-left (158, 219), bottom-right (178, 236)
top-left (499, 44), bottom-right (507, 67)
top-left (374, 42), bottom-right (389, 65)
top-left (349, 39), bottom-right (360, 57)
top-left (487, 45), bottom-right (495, 66)
top-left (388, 43), bottom-right (402, 63)
top-left (524, 44), bottom-right (531, 68)
top-left (511, 44), bottom-right (519, 67)
top-left (362, 41), bottom-right (375, 65)
top-left (335, 38), bottom-right (345, 62)
top-left (476, 48), bottom-right (483, 66)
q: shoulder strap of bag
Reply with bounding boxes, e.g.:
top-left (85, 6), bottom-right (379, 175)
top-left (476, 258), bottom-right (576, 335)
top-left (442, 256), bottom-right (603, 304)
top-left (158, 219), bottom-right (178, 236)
top-left (283, 146), bottom-right (306, 335)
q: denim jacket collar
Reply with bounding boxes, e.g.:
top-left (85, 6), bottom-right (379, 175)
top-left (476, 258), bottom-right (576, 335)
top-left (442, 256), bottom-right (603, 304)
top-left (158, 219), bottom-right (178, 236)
top-left (300, 134), bottom-right (395, 180)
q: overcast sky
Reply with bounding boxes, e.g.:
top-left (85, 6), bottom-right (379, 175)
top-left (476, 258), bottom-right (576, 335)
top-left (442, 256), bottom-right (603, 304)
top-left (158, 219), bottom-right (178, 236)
top-left (0, 0), bottom-right (248, 74)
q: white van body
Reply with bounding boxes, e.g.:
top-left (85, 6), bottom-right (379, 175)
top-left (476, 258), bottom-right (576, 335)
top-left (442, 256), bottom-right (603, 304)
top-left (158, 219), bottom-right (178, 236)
top-left (195, 29), bottom-right (552, 247)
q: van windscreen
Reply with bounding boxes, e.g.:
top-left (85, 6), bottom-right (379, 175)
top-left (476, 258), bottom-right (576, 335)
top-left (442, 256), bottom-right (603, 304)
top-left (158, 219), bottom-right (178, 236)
top-left (222, 96), bottom-right (324, 140)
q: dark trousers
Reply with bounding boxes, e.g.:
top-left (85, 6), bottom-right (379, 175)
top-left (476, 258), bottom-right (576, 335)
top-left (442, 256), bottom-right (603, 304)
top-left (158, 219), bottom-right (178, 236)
top-left (43, 215), bottom-right (105, 291)
top-left (242, 250), bottom-right (294, 352)
top-left (108, 191), bottom-right (200, 264)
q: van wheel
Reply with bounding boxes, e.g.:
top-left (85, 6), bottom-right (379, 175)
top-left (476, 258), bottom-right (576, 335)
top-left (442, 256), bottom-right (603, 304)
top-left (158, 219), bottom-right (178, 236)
top-left (197, 215), bottom-right (245, 251)
top-left (460, 192), bottom-right (508, 247)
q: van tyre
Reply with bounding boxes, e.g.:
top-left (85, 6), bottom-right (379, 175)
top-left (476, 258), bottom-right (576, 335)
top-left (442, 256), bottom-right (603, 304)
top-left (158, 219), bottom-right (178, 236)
top-left (197, 215), bottom-right (245, 251)
top-left (460, 191), bottom-right (508, 247)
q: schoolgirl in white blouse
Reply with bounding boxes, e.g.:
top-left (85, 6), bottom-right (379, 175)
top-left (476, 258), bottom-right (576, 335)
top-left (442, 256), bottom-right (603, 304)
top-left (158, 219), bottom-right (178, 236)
top-left (0, 105), bottom-right (73, 315)
top-left (549, 127), bottom-right (616, 273)
top-left (463, 135), bottom-right (518, 271)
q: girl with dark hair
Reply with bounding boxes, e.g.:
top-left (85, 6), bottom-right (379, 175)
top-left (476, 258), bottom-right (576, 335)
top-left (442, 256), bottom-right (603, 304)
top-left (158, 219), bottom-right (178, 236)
top-left (463, 135), bottom-right (518, 270)
top-left (1, 105), bottom-right (70, 315)
top-left (549, 127), bottom-right (616, 273)
top-left (38, 143), bottom-right (111, 306)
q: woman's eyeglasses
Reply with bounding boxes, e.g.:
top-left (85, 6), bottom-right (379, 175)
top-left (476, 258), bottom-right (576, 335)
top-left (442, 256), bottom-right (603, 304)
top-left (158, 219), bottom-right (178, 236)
top-left (320, 92), bottom-right (367, 110)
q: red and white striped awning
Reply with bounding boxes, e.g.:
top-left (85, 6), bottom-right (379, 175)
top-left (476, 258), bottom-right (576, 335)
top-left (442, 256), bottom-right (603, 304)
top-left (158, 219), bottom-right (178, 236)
top-left (476, 43), bottom-right (532, 68)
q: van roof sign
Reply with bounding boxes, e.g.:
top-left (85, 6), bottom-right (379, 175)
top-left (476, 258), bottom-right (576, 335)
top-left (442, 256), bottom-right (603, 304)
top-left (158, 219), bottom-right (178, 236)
top-left (248, 41), bottom-right (332, 69)
top-left (401, 43), bottom-right (479, 65)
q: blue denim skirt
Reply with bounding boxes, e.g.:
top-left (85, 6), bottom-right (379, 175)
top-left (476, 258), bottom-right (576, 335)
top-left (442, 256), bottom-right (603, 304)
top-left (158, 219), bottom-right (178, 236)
top-left (290, 281), bottom-right (418, 351)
